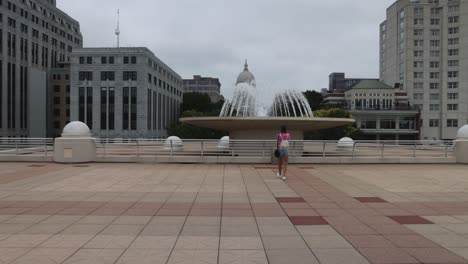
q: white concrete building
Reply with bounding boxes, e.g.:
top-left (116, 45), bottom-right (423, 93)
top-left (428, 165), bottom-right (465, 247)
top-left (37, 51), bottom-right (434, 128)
top-left (0, 0), bottom-right (83, 138)
top-left (380, 0), bottom-right (468, 140)
top-left (70, 48), bottom-right (183, 139)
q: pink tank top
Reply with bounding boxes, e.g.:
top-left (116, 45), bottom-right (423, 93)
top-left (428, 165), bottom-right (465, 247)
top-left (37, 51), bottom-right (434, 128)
top-left (277, 133), bottom-right (290, 146)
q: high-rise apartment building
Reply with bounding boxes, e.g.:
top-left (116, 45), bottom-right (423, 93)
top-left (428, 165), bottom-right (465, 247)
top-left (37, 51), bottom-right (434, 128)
top-left (183, 75), bottom-right (222, 103)
top-left (70, 48), bottom-right (184, 139)
top-left (0, 0), bottom-right (83, 138)
top-left (328, 72), bottom-right (379, 93)
top-left (380, 0), bottom-right (467, 140)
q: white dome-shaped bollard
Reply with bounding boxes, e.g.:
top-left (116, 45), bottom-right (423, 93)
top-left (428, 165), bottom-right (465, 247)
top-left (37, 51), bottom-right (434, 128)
top-left (337, 137), bottom-right (355, 149)
top-left (217, 136), bottom-right (230, 149)
top-left (455, 125), bottom-right (468, 164)
top-left (164, 136), bottom-right (183, 151)
top-left (54, 121), bottom-right (96, 163)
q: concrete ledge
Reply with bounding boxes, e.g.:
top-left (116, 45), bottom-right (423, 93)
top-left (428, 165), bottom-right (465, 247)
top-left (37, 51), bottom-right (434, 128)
top-left (0, 156), bottom-right (54, 162)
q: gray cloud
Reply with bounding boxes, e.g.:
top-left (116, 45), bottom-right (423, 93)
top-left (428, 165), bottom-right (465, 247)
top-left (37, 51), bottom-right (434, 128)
top-left (57, 0), bottom-right (396, 97)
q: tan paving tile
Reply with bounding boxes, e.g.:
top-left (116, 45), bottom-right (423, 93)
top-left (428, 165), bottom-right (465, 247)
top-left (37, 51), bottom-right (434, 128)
top-left (0, 234), bottom-right (52, 248)
top-left (167, 249), bottom-right (218, 264)
top-left (100, 224), bottom-right (144, 236)
top-left (39, 234), bottom-right (94, 248)
top-left (11, 248), bottom-right (76, 264)
top-left (84, 235), bottom-right (136, 249)
top-left (180, 225), bottom-right (220, 236)
top-left (424, 234), bottom-right (468, 248)
top-left (296, 225), bottom-right (340, 236)
top-left (63, 248), bottom-right (124, 264)
top-left (113, 216), bottom-right (152, 225)
top-left (0, 248), bottom-right (30, 263)
top-left (60, 224), bottom-right (107, 235)
top-left (313, 248), bottom-right (371, 264)
top-left (115, 249), bottom-right (171, 264)
top-left (220, 237), bottom-right (264, 250)
top-left (175, 236), bottom-right (219, 250)
top-left (219, 250), bottom-right (268, 264)
top-left (304, 235), bottom-right (353, 249)
top-left (130, 236), bottom-right (177, 249)
top-left (266, 249), bottom-right (319, 264)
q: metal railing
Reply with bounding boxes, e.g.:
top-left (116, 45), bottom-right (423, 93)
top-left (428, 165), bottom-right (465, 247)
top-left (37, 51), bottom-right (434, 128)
top-left (94, 139), bottom-right (454, 159)
top-left (0, 138), bottom-right (54, 157)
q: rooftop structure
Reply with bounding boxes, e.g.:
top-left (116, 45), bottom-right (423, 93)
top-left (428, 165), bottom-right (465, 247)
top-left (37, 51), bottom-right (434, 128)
top-left (183, 75), bottom-right (223, 103)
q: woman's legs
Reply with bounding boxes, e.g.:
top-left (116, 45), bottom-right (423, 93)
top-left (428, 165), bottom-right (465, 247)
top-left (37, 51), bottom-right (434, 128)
top-left (282, 157), bottom-right (289, 179)
top-left (278, 155), bottom-right (283, 176)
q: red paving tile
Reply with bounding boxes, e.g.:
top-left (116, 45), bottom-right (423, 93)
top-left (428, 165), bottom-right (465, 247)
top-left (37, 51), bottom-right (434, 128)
top-left (57, 207), bottom-right (96, 215)
top-left (289, 216), bottom-right (328, 225)
top-left (284, 208), bottom-right (318, 217)
top-left (161, 202), bottom-right (193, 209)
top-left (91, 207), bottom-right (128, 216)
top-left (123, 208), bottom-right (158, 216)
top-left (27, 164), bottom-right (46, 167)
top-left (156, 208), bottom-right (190, 216)
top-left (275, 197), bottom-right (306, 203)
top-left (355, 197), bottom-right (388, 203)
top-left (0, 207), bottom-right (32, 215)
top-left (388, 216), bottom-right (434, 225)
top-left (280, 203), bottom-right (311, 209)
top-left (24, 207), bottom-right (64, 215)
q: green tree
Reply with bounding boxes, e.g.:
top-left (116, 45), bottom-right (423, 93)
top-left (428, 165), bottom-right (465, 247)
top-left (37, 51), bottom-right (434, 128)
top-left (182, 92), bottom-right (214, 113)
top-left (303, 90), bottom-right (324, 111)
top-left (305, 108), bottom-right (364, 140)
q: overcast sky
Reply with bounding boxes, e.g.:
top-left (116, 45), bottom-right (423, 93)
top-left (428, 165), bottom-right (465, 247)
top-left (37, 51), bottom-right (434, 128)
top-left (57, 0), bottom-right (395, 97)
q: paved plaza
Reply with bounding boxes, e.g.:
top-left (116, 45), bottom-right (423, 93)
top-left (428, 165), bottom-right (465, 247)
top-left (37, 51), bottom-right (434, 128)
top-left (0, 164), bottom-right (468, 263)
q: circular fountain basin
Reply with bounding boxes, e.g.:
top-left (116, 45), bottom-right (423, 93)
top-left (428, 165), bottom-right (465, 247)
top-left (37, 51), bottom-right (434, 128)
top-left (180, 117), bottom-right (355, 140)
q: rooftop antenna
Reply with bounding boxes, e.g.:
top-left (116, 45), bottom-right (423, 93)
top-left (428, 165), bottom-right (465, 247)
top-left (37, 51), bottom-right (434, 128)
top-left (115, 9), bottom-right (120, 48)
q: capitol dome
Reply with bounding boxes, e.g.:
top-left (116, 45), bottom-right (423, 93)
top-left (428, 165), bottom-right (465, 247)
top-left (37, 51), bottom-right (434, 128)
top-left (236, 60), bottom-right (256, 86)
top-left (62, 121), bottom-right (91, 137)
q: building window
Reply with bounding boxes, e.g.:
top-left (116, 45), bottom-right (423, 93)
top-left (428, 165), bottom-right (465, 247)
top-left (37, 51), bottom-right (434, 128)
top-left (429, 61), bottom-right (439, 68)
top-left (448, 82), bottom-right (458, 89)
top-left (448, 60), bottom-right (459, 67)
top-left (448, 5), bottom-right (460, 13)
top-left (54, 109), bottom-right (60, 117)
top-left (430, 50), bottom-right (440, 57)
top-left (414, 18), bottom-right (424, 25)
top-left (123, 71), bottom-right (137, 81)
top-left (413, 93), bottom-right (424, 100)
top-left (430, 72), bottom-right (440, 79)
top-left (109, 56), bottom-right (114, 64)
top-left (429, 104), bottom-right (440, 111)
top-left (448, 27), bottom-right (459, 34)
top-left (380, 119), bottom-right (396, 129)
top-left (414, 29), bottom-right (424, 36)
top-left (123, 56), bottom-right (129, 64)
top-left (414, 51), bottom-right (424, 57)
top-left (123, 87), bottom-right (129, 130)
top-left (79, 87), bottom-right (85, 123)
top-left (109, 88), bottom-right (115, 130)
top-left (447, 104), bottom-right (458, 111)
top-left (414, 82), bottom-right (424, 89)
top-left (447, 119), bottom-right (458, 128)
top-left (86, 87), bottom-right (93, 129)
top-left (430, 18), bottom-right (439, 25)
top-left (131, 56), bottom-right (137, 64)
top-left (54, 97), bottom-right (60, 104)
top-left (101, 56), bottom-right (107, 64)
top-left (131, 87), bottom-right (137, 130)
top-left (414, 40), bottom-right (424, 47)
top-left (448, 38), bottom-right (459, 45)
top-left (86, 56), bottom-right (92, 64)
top-left (449, 16), bottom-right (459, 23)
top-left (448, 71), bottom-right (458, 78)
top-left (414, 7), bottom-right (424, 15)
top-left (448, 93), bottom-right (458, 100)
top-left (414, 61), bottom-right (424, 68)
top-left (414, 72), bottom-right (423, 78)
top-left (101, 87), bottom-right (107, 130)
top-left (101, 71), bottom-right (115, 81)
top-left (430, 83), bottom-right (440, 90)
top-left (430, 40), bottom-right (440, 47)
top-left (78, 71), bottom-right (93, 81)
top-left (448, 49), bottom-right (459, 56)
top-left (429, 119), bottom-right (439, 128)
top-left (430, 94), bottom-right (439, 101)
top-left (79, 56), bottom-right (85, 64)
top-left (54, 85), bottom-right (60, 93)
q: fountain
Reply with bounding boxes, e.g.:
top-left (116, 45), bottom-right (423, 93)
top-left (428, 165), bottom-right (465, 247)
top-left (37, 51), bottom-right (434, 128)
top-left (181, 61), bottom-right (354, 142)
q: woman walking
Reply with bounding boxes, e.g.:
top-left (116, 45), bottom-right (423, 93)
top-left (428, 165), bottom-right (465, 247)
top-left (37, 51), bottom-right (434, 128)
top-left (276, 126), bottom-right (290, 181)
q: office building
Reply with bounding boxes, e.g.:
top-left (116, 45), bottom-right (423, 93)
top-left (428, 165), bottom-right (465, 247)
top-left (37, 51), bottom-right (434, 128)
top-left (380, 0), bottom-right (468, 140)
top-left (323, 80), bottom-right (421, 140)
top-left (70, 47), bottom-right (184, 139)
top-left (0, 0), bottom-right (83, 138)
top-left (328, 72), bottom-right (378, 93)
top-left (48, 62), bottom-right (70, 137)
top-left (183, 75), bottom-right (222, 103)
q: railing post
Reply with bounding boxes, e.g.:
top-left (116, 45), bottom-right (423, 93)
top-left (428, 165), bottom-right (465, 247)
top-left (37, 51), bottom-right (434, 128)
top-left (15, 138), bottom-right (19, 155)
top-left (352, 142), bottom-right (356, 159)
top-left (322, 142), bottom-right (326, 158)
top-left (136, 140), bottom-right (140, 158)
top-left (103, 140), bottom-right (107, 157)
top-left (201, 141), bottom-right (204, 157)
top-left (293, 141), bottom-right (296, 157)
top-left (262, 141), bottom-right (265, 158)
top-left (170, 140), bottom-right (173, 157)
top-left (381, 142), bottom-right (385, 158)
top-left (413, 143), bottom-right (417, 158)
top-left (445, 144), bottom-right (449, 158)
top-left (44, 139), bottom-right (48, 157)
